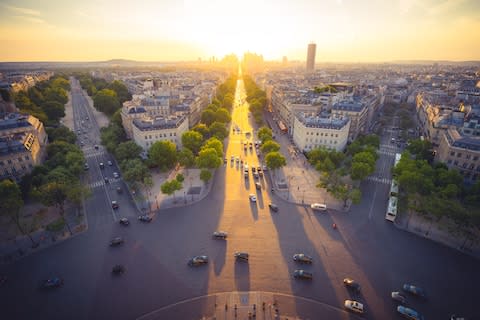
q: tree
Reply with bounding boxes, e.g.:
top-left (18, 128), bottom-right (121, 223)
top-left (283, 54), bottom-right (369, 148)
top-left (28, 87), bottom-right (45, 106)
top-left (0, 180), bottom-right (36, 245)
top-left (121, 159), bottom-right (151, 186)
top-left (101, 123), bottom-right (125, 154)
top-left (201, 109), bottom-right (217, 126)
top-left (260, 140), bottom-right (280, 154)
top-left (161, 179), bottom-right (182, 201)
top-left (209, 122), bottom-right (228, 140)
top-left (258, 126), bottom-right (273, 143)
top-left (196, 148), bottom-right (222, 169)
top-left (215, 108), bottom-right (232, 123)
top-left (407, 139), bottom-right (434, 162)
top-left (192, 123), bottom-right (210, 139)
top-left (115, 141), bottom-right (142, 163)
top-left (350, 161), bottom-right (374, 181)
top-left (51, 77), bottom-right (70, 91)
top-left (44, 87), bottom-right (68, 104)
top-left (93, 89), bottom-right (120, 115)
top-left (176, 174), bottom-right (185, 183)
top-left (65, 151), bottom-right (85, 176)
top-left (200, 169), bottom-right (212, 184)
top-left (223, 93), bottom-right (234, 110)
top-left (149, 141), bottom-right (177, 170)
top-left (315, 157), bottom-right (336, 173)
top-left (46, 126), bottom-right (76, 144)
top-left (181, 130), bottom-right (204, 154)
top-left (265, 152), bottom-right (286, 171)
top-left (38, 181), bottom-right (72, 235)
top-left (201, 137), bottom-right (224, 157)
top-left (178, 148), bottom-right (195, 168)
top-left (107, 80), bottom-right (132, 103)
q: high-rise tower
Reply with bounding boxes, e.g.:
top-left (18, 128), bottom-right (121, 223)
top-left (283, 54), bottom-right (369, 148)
top-left (306, 43), bottom-right (316, 72)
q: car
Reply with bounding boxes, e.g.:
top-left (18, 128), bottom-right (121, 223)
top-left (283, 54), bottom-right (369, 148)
top-left (113, 172), bottom-right (119, 178)
top-left (104, 177), bottom-right (109, 184)
top-left (293, 269), bottom-right (313, 280)
top-left (188, 255), bottom-right (208, 266)
top-left (231, 155), bottom-right (235, 161)
top-left (252, 167), bottom-right (256, 173)
top-left (402, 284), bottom-right (426, 298)
top-left (99, 162), bottom-right (104, 169)
top-left (344, 300), bottom-right (364, 314)
top-left (262, 165), bottom-right (268, 171)
top-left (397, 305), bottom-right (424, 320)
top-left (42, 277), bottom-right (64, 289)
top-left (112, 264), bottom-right (125, 275)
top-left (224, 157), bottom-right (227, 164)
top-left (111, 201), bottom-right (119, 209)
top-left (391, 291), bottom-right (407, 303)
top-left (212, 231), bottom-right (228, 239)
top-left (310, 203), bottom-right (327, 211)
top-left (255, 182), bottom-right (261, 190)
top-left (249, 194), bottom-right (257, 202)
top-left (119, 217), bottom-right (129, 225)
top-left (80, 141), bottom-right (84, 146)
top-left (84, 163), bottom-right (89, 170)
top-left (253, 172), bottom-right (259, 179)
top-left (344, 278), bottom-right (361, 292)
top-left (293, 253), bottom-right (313, 264)
top-left (268, 203), bottom-right (278, 212)
top-left (116, 187), bottom-right (123, 194)
top-left (138, 215), bottom-right (152, 222)
top-left (107, 160), bottom-right (113, 166)
top-left (110, 237), bottom-right (124, 246)
top-left (236, 157), bottom-right (240, 163)
top-left (94, 144), bottom-right (99, 150)
top-left (234, 252), bottom-right (249, 261)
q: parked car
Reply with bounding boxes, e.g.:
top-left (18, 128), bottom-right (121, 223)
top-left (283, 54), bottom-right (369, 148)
top-left (402, 284), bottom-right (426, 298)
top-left (293, 253), bottom-right (313, 264)
top-left (113, 172), bottom-right (119, 178)
top-left (138, 215), bottom-right (152, 222)
top-left (249, 194), bottom-right (257, 202)
top-left (111, 201), bottom-right (119, 209)
top-left (397, 305), bottom-right (424, 320)
top-left (110, 237), bottom-right (124, 246)
top-left (41, 277), bottom-right (63, 289)
top-left (94, 145), bottom-right (99, 150)
top-left (293, 269), bottom-right (313, 280)
top-left (343, 278), bottom-right (361, 292)
top-left (234, 252), bottom-right (249, 262)
top-left (268, 203), bottom-right (278, 212)
top-left (104, 177), bottom-right (109, 184)
top-left (252, 167), bottom-right (256, 173)
top-left (310, 203), bottom-right (327, 211)
top-left (119, 217), bottom-right (129, 226)
top-left (84, 163), bottom-right (89, 170)
top-left (255, 182), bottom-right (261, 190)
top-left (188, 255), bottom-right (209, 266)
top-left (344, 300), bottom-right (364, 314)
top-left (112, 264), bottom-right (125, 275)
top-left (391, 291), bottom-right (407, 303)
top-left (212, 231), bottom-right (228, 239)
top-left (107, 160), bottom-right (113, 166)
top-left (99, 162), bottom-right (104, 169)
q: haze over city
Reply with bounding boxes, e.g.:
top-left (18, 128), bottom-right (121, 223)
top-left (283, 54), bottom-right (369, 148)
top-left (1, 0), bottom-right (480, 62)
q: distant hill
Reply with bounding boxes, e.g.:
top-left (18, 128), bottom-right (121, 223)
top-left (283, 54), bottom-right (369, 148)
top-left (390, 60), bottom-right (480, 66)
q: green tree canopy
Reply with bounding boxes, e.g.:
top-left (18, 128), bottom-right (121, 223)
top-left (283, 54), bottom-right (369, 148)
top-left (209, 122), bottom-right (228, 140)
top-left (177, 148), bottom-right (195, 168)
top-left (201, 109), bottom-right (217, 126)
top-left (196, 148), bottom-right (222, 169)
top-left (215, 108), bottom-right (232, 123)
top-left (200, 169), bottom-right (212, 184)
top-left (201, 137), bottom-right (224, 157)
top-left (181, 130), bottom-right (204, 154)
top-left (260, 140), bottom-right (280, 154)
top-left (265, 151), bottom-right (286, 170)
top-left (107, 80), bottom-right (132, 103)
top-left (46, 126), bottom-right (76, 144)
top-left (115, 141), bottom-right (142, 163)
top-left (42, 101), bottom-right (65, 122)
top-left (192, 123), bottom-right (210, 139)
top-left (93, 89), bottom-right (120, 115)
top-left (149, 140), bottom-right (177, 171)
top-left (257, 126), bottom-right (273, 143)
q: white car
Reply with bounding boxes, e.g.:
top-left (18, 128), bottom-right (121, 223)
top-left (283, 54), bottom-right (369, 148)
top-left (311, 203), bottom-right (327, 211)
top-left (113, 172), bottom-right (119, 178)
top-left (249, 194), bottom-right (257, 202)
top-left (344, 300), bottom-right (364, 314)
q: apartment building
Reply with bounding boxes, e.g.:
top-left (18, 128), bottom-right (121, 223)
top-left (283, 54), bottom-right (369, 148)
top-left (0, 113), bottom-right (47, 181)
top-left (131, 114), bottom-right (188, 151)
top-left (331, 99), bottom-right (368, 141)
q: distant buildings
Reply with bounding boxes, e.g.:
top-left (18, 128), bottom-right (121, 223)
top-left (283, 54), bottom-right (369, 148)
top-left (306, 43), bottom-right (316, 73)
top-left (0, 71), bottom-right (53, 93)
top-left (0, 113), bottom-right (47, 181)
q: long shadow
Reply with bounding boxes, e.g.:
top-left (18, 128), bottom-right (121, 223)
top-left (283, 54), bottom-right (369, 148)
top-left (234, 257), bottom-right (250, 292)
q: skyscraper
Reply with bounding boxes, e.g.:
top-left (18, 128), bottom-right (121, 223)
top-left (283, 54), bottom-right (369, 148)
top-left (306, 43), bottom-right (316, 72)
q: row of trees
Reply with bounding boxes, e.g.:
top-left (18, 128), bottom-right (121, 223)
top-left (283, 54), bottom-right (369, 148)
top-left (243, 75), bottom-right (267, 126)
top-left (14, 76), bottom-right (70, 126)
top-left (395, 139), bottom-right (480, 228)
top-left (257, 127), bottom-right (287, 171)
top-left (310, 135), bottom-right (380, 207)
top-left (76, 73), bottom-right (131, 115)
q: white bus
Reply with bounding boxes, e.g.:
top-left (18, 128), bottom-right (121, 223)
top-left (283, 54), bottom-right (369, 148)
top-left (389, 179), bottom-right (399, 197)
top-left (385, 196), bottom-right (398, 222)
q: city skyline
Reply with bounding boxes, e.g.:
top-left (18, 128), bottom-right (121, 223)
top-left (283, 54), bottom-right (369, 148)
top-left (1, 0), bottom-right (480, 62)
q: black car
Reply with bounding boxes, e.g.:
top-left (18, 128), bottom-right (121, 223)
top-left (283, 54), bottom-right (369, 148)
top-left (344, 278), bottom-right (361, 292)
top-left (293, 253), bottom-right (313, 264)
top-left (119, 217), bottom-right (129, 226)
top-left (111, 201), bottom-right (119, 209)
top-left (188, 255), bottom-right (209, 266)
top-left (234, 252), bottom-right (249, 262)
top-left (268, 203), bottom-right (278, 212)
top-left (112, 265), bottom-right (125, 275)
top-left (293, 270), bottom-right (313, 280)
top-left (41, 277), bottom-right (63, 289)
top-left (138, 215), bottom-right (152, 222)
top-left (110, 237), bottom-right (124, 246)
top-left (116, 187), bottom-right (123, 194)
top-left (403, 284), bottom-right (426, 298)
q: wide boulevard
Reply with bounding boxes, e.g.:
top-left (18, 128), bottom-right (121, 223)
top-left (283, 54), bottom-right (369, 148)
top-left (0, 76), bottom-right (479, 320)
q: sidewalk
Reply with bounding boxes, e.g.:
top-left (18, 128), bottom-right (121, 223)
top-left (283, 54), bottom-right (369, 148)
top-left (395, 210), bottom-right (480, 260)
top-left (132, 167), bottom-right (214, 214)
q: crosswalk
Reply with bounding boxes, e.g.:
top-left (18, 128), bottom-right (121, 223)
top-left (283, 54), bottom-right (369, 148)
top-left (88, 178), bottom-right (121, 189)
top-left (84, 150), bottom-right (106, 159)
top-left (366, 176), bottom-right (392, 185)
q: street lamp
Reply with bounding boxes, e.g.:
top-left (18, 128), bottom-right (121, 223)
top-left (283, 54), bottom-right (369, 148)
top-left (155, 195), bottom-right (158, 209)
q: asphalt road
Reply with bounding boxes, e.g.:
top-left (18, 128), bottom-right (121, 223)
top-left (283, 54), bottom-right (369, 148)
top-left (0, 78), bottom-right (479, 320)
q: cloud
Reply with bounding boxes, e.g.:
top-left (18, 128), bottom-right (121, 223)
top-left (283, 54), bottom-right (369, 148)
top-left (4, 5), bottom-right (41, 16)
top-left (14, 15), bottom-right (46, 24)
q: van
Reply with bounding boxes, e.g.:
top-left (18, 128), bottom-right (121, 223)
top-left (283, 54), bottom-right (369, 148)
top-left (311, 203), bottom-right (327, 211)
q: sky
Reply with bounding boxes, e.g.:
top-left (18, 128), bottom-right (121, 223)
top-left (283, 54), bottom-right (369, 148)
top-left (0, 0), bottom-right (479, 62)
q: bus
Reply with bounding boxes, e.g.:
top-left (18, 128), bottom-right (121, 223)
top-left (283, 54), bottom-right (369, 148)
top-left (385, 196), bottom-right (398, 222)
top-left (389, 179), bottom-right (399, 197)
top-left (277, 120), bottom-right (288, 133)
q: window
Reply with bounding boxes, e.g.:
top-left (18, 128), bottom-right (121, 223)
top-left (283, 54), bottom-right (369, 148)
top-left (453, 160), bottom-right (458, 165)
top-left (149, 135), bottom-right (152, 139)
top-left (335, 134), bottom-right (338, 137)
top-left (18, 157), bottom-right (23, 162)
top-left (447, 159), bottom-right (452, 164)
top-left (145, 136), bottom-right (148, 140)
top-left (474, 156), bottom-right (479, 161)
top-left (457, 153), bottom-right (462, 158)
top-left (466, 154), bottom-right (471, 160)
top-left (316, 132), bottom-right (319, 136)
top-left (7, 160), bottom-right (11, 164)
top-left (450, 152), bottom-right (455, 156)
top-left (462, 163), bottom-right (467, 168)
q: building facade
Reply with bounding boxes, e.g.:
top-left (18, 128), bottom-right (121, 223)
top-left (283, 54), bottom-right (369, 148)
top-left (131, 115), bottom-right (189, 151)
top-left (293, 112), bottom-right (350, 152)
top-left (0, 113), bottom-right (47, 181)
top-left (331, 99), bottom-right (368, 141)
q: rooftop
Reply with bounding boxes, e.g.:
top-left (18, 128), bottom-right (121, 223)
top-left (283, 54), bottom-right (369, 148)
top-left (133, 114), bottom-right (186, 131)
top-left (296, 112), bottom-right (350, 130)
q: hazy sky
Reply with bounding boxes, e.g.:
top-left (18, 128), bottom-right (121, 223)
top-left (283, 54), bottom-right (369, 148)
top-left (1, 0), bottom-right (479, 62)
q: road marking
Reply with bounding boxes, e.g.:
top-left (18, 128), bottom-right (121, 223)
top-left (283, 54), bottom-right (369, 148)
top-left (368, 185), bottom-right (378, 220)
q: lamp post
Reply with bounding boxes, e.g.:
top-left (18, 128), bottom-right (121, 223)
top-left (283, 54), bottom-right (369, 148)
top-left (155, 195), bottom-right (158, 209)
